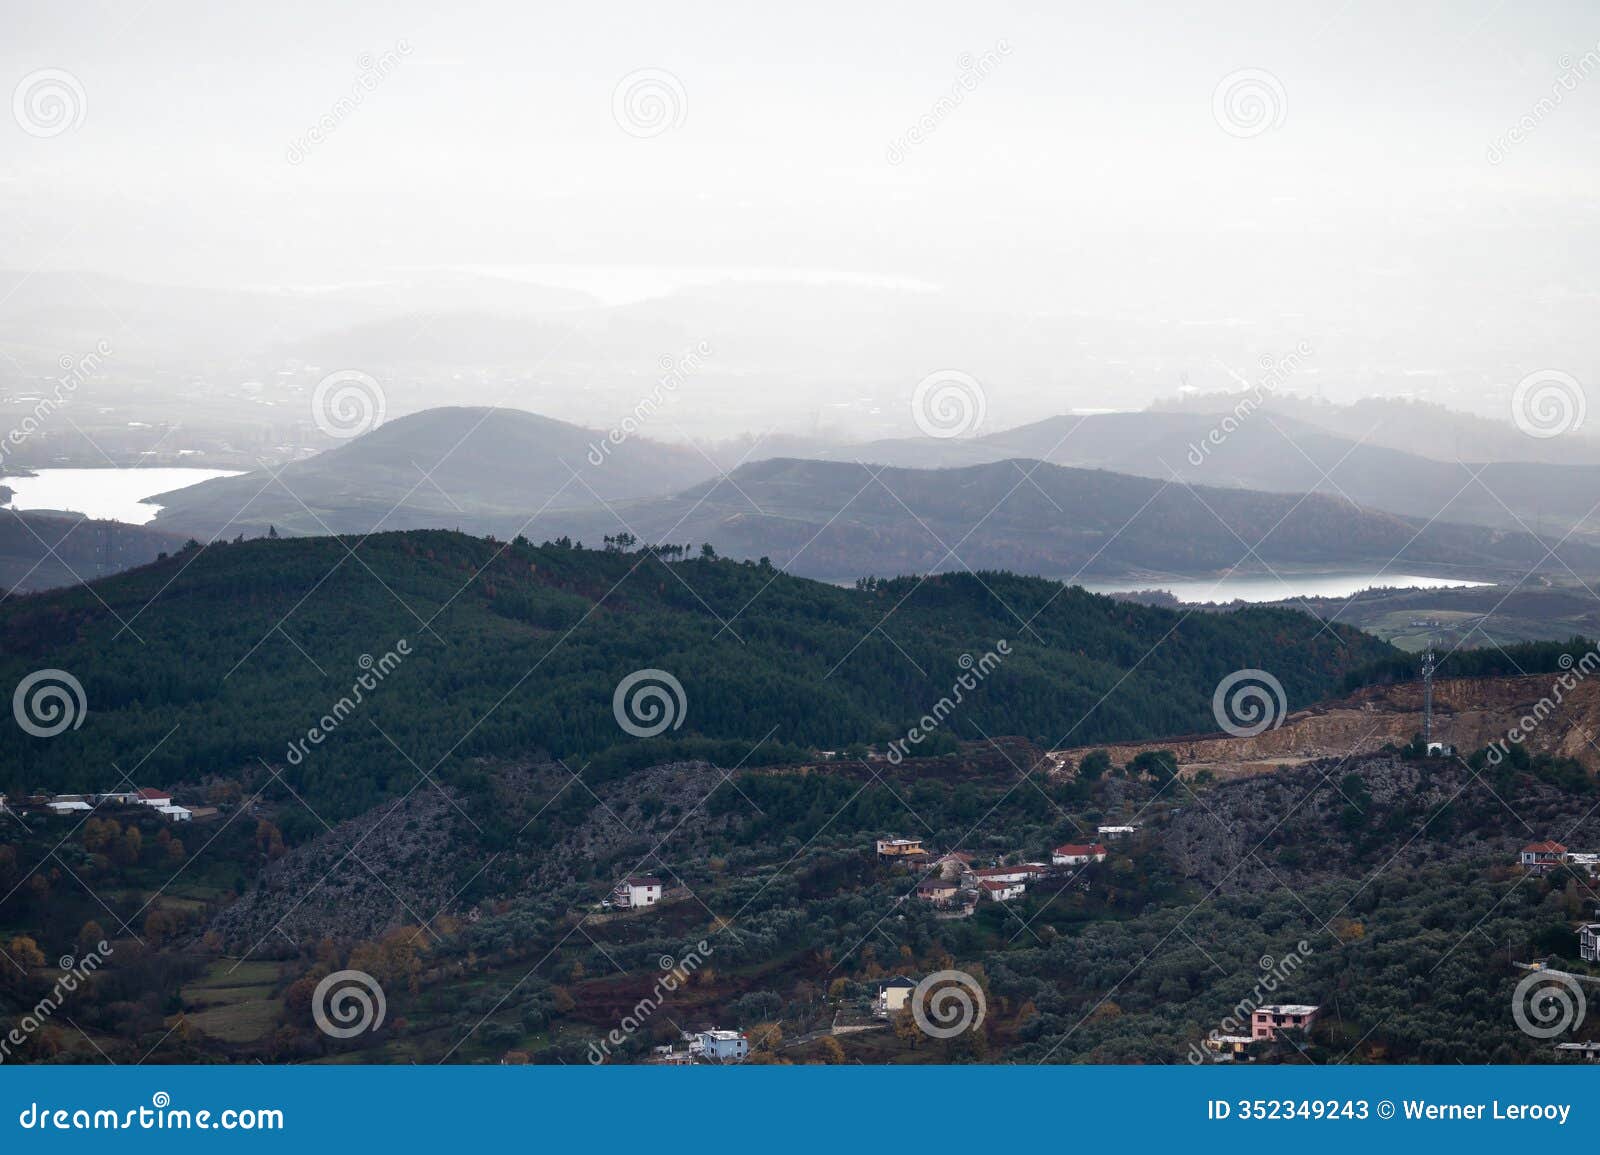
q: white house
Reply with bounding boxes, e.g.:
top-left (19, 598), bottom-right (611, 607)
top-left (136, 788), bottom-right (173, 808)
top-left (971, 865), bottom-right (1031, 885)
top-left (1052, 842), bottom-right (1108, 866)
top-left (878, 976), bottom-right (916, 1015)
top-left (1581, 924), bottom-right (1600, 964)
top-left (47, 800), bottom-right (92, 814)
top-left (694, 1029), bottom-right (748, 1062)
top-left (1098, 825), bottom-right (1138, 839)
top-left (156, 804), bottom-right (193, 822)
top-left (980, 879), bottom-right (1025, 902)
top-left (612, 876), bottom-right (662, 909)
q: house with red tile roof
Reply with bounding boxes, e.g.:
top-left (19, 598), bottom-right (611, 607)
top-left (1520, 841), bottom-right (1568, 875)
top-left (1051, 842), bottom-right (1108, 866)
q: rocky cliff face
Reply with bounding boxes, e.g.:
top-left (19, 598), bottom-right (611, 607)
top-left (1048, 673), bottom-right (1600, 778)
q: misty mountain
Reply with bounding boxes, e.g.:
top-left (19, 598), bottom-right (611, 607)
top-left (538, 456), bottom-right (1600, 585)
top-left (831, 409), bottom-right (1600, 543)
top-left (146, 407), bottom-right (718, 539)
top-left (1153, 393), bottom-right (1600, 467)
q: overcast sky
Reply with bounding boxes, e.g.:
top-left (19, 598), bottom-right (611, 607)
top-left (4, 1), bottom-right (1598, 416)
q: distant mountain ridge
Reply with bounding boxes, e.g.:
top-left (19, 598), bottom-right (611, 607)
top-left (147, 407), bottom-right (716, 539)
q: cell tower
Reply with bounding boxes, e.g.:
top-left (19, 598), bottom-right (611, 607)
top-left (1420, 642), bottom-right (1438, 747)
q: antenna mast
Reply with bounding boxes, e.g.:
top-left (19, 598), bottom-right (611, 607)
top-left (1421, 642), bottom-right (1437, 747)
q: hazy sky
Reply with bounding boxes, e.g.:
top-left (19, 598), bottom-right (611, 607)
top-left (4, 1), bottom-right (1599, 416)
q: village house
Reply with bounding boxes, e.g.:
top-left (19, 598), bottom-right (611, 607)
top-left (611, 876), bottom-right (663, 909)
top-left (1581, 923), bottom-right (1600, 964)
top-left (916, 878), bottom-right (959, 904)
top-left (971, 865), bottom-right (1031, 885)
top-left (46, 798), bottom-right (92, 815)
top-left (1251, 1005), bottom-right (1319, 1041)
top-left (1098, 825), bottom-right (1138, 839)
top-left (1052, 842), bottom-right (1108, 866)
top-left (93, 790), bottom-right (141, 806)
top-left (136, 787), bottom-right (174, 808)
top-left (1554, 1040), bottom-right (1600, 1062)
top-left (1203, 1034), bottom-right (1256, 1062)
top-left (156, 804), bottom-right (193, 822)
top-left (1520, 841), bottom-right (1568, 875)
top-left (878, 976), bottom-right (916, 1015)
top-left (693, 1029), bottom-right (749, 1062)
top-left (980, 879), bottom-right (1025, 902)
top-left (876, 838), bottom-right (925, 858)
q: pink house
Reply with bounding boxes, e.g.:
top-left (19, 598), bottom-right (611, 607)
top-left (1251, 1004), bottom-right (1319, 1041)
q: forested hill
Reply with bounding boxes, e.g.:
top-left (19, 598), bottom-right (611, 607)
top-left (0, 531), bottom-right (1393, 821)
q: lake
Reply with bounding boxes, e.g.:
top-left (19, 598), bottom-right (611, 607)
top-left (1, 467), bottom-right (243, 525)
top-left (1079, 571), bottom-right (1494, 604)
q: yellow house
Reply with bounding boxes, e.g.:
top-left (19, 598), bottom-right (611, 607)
top-left (876, 838), bottom-right (925, 857)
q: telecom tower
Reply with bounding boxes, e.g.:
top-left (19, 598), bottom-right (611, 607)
top-left (1420, 642), bottom-right (1438, 749)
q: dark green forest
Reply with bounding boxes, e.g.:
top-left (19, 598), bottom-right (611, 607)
top-left (0, 530), bottom-right (1392, 822)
